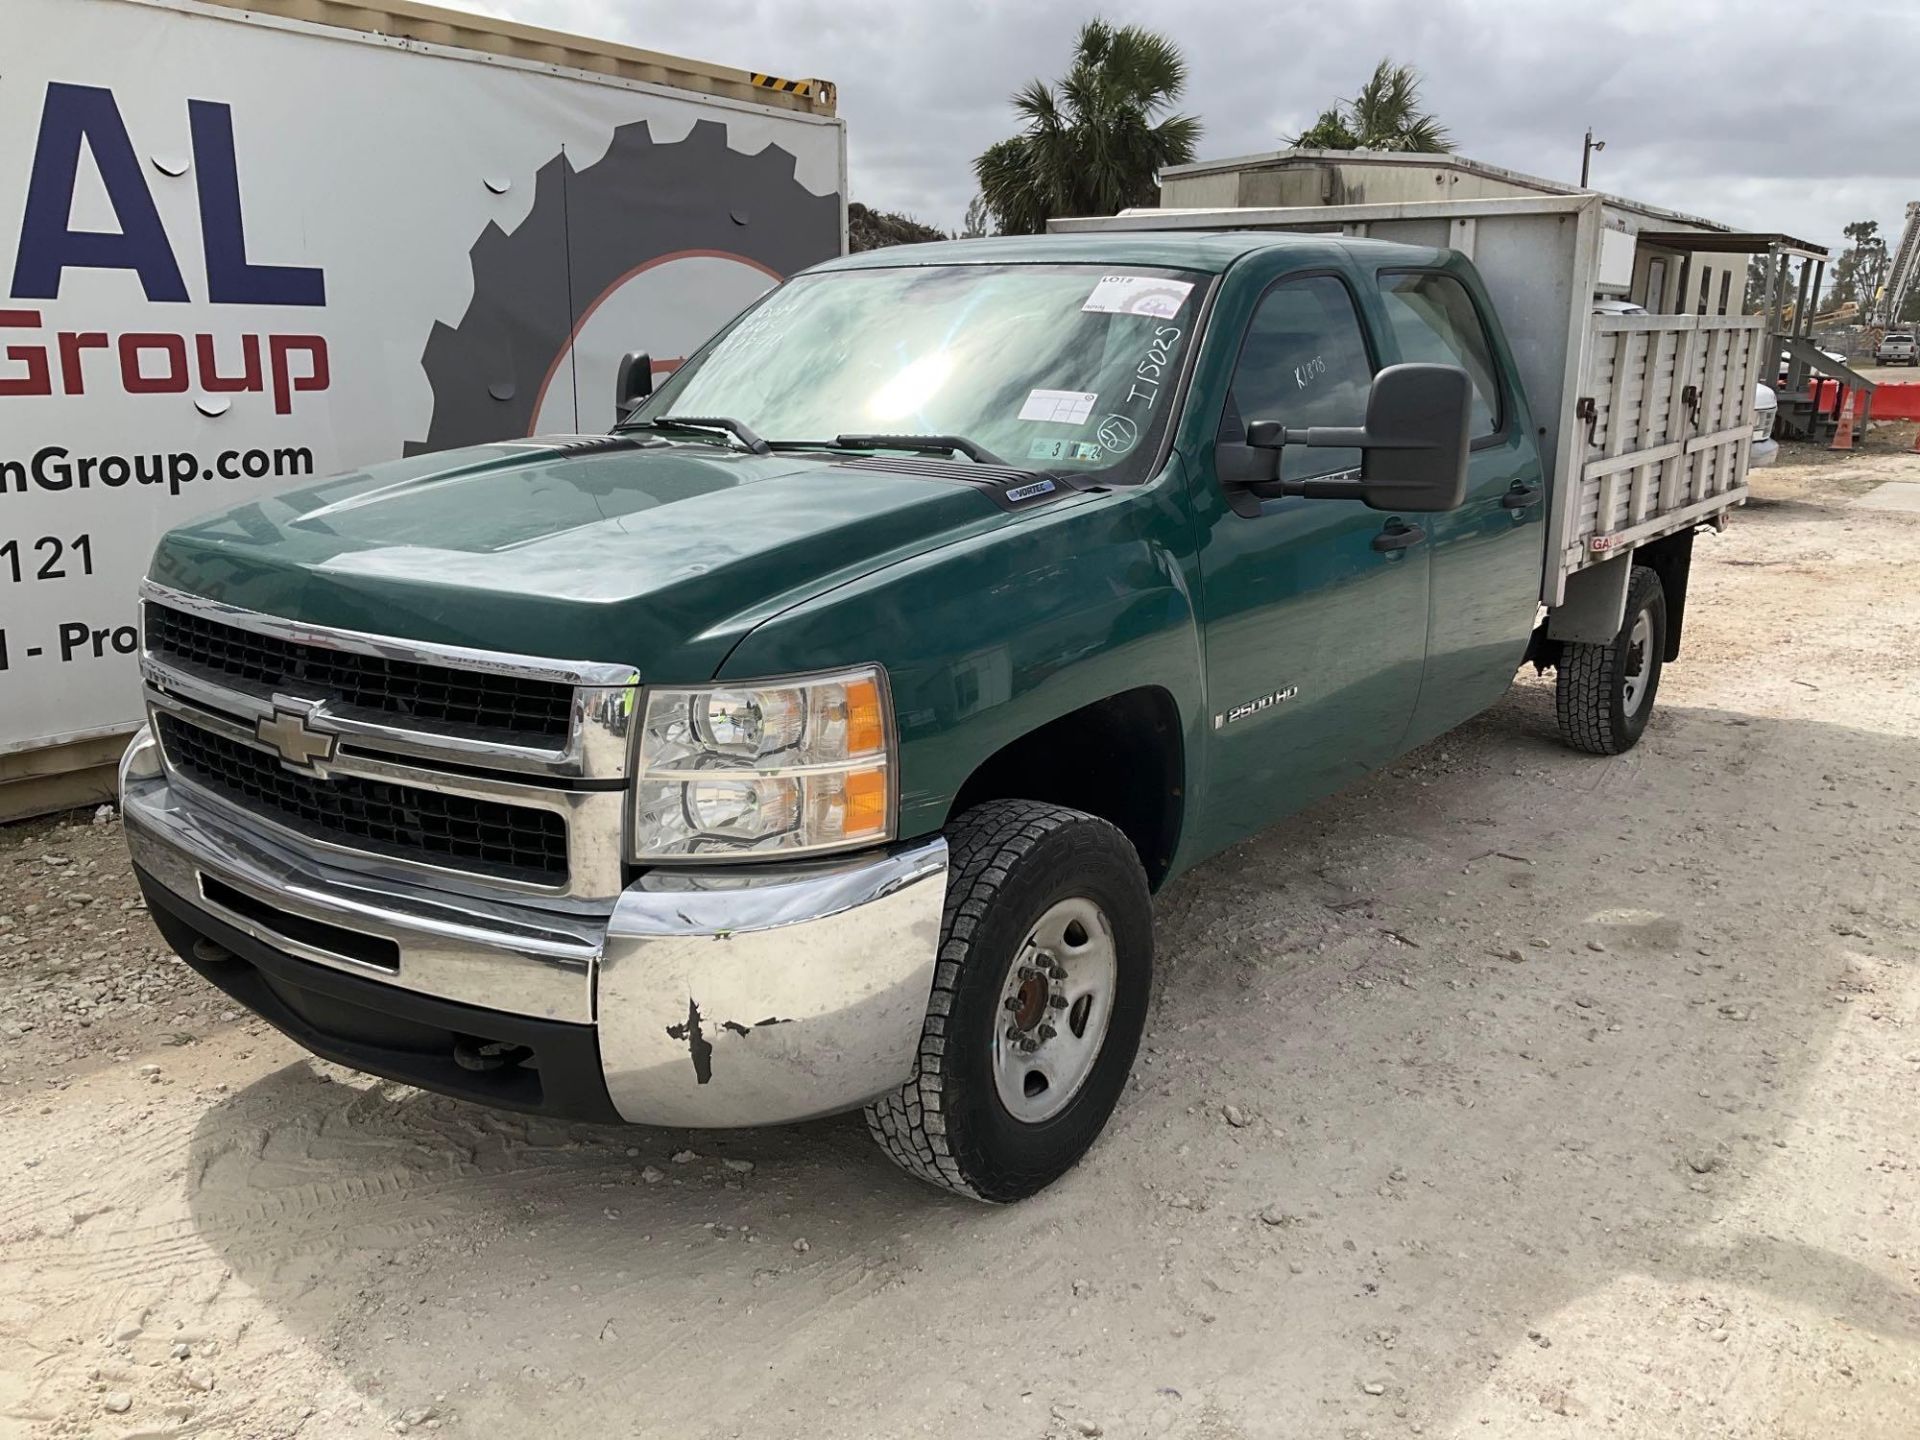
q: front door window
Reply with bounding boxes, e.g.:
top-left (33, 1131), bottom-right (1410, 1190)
top-left (1220, 276), bottom-right (1374, 483)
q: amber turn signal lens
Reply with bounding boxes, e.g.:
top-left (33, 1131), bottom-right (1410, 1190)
top-left (844, 675), bottom-right (885, 756)
top-left (843, 765), bottom-right (889, 837)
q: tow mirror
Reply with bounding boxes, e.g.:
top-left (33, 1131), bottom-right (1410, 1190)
top-left (614, 351), bottom-right (654, 412)
top-left (1225, 363), bottom-right (1472, 516)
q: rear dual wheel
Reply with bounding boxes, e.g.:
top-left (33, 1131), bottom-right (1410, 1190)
top-left (865, 801), bottom-right (1153, 1202)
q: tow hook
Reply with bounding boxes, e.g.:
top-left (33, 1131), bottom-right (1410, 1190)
top-left (454, 1036), bottom-right (533, 1072)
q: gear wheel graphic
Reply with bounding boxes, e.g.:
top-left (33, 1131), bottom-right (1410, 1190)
top-left (413, 117), bottom-right (839, 454)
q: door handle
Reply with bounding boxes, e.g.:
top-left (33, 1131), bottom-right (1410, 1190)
top-left (1371, 521), bottom-right (1426, 553)
top-left (1501, 483), bottom-right (1542, 511)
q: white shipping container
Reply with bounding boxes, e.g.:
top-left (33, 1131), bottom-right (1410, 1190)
top-left (0, 0), bottom-right (846, 810)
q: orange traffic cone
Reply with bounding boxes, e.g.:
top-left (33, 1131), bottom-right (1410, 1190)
top-left (1830, 385), bottom-right (1856, 451)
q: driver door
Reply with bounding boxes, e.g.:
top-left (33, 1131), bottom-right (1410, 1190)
top-left (1190, 269), bottom-right (1430, 849)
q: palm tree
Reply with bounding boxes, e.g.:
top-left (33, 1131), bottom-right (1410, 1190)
top-left (959, 194), bottom-right (992, 239)
top-left (1290, 59), bottom-right (1450, 154)
top-left (975, 21), bottom-right (1201, 235)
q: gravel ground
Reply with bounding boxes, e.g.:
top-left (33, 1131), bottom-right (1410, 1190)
top-left (2, 435), bottom-right (1917, 1440)
top-left (0, 813), bottom-right (238, 1090)
top-left (1847, 363), bottom-right (1920, 384)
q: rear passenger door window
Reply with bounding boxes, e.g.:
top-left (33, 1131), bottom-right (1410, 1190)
top-left (1221, 275), bottom-right (1375, 483)
top-left (1375, 271), bottom-right (1502, 438)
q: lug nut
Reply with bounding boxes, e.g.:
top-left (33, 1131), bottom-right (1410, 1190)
top-left (1048, 994), bottom-right (1068, 1009)
top-left (1018, 965), bottom-right (1043, 982)
top-left (1048, 965), bottom-right (1068, 981)
top-left (1004, 996), bottom-right (1021, 1012)
top-left (1037, 1023), bottom-right (1057, 1040)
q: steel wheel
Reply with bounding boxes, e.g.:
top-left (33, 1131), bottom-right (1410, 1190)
top-left (1620, 609), bottom-right (1654, 716)
top-left (990, 896), bottom-right (1118, 1124)
top-left (865, 801), bottom-right (1154, 1201)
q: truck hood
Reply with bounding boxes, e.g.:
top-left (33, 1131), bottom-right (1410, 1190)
top-left (148, 437), bottom-right (1025, 681)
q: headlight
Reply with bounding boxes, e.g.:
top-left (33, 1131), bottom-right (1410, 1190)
top-left (631, 666), bottom-right (894, 860)
top-left (1753, 407), bottom-right (1776, 441)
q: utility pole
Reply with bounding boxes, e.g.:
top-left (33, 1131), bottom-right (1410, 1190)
top-left (1581, 127), bottom-right (1606, 188)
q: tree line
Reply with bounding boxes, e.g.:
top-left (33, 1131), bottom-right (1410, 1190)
top-left (1827, 220), bottom-right (1919, 324)
top-left (851, 22), bottom-right (1446, 250)
top-left (853, 15), bottom-right (1906, 314)
top-left (1745, 220), bottom-right (1920, 327)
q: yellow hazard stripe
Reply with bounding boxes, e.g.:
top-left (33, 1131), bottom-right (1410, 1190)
top-left (750, 72), bottom-right (815, 97)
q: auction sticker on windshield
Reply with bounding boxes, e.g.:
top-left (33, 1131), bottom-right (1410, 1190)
top-left (1082, 274), bottom-right (1195, 319)
top-left (1019, 389), bottom-right (1099, 424)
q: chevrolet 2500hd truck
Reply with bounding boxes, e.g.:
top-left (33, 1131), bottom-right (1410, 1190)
top-left (121, 195), bottom-right (1766, 1201)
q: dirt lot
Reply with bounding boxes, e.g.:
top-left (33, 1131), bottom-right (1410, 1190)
top-left (3, 437), bottom-right (1917, 1440)
top-left (1850, 363), bottom-right (1919, 384)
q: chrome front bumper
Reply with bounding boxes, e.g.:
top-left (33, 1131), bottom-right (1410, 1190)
top-left (121, 728), bottom-right (948, 1127)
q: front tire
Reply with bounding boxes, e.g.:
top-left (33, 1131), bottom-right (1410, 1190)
top-left (865, 801), bottom-right (1153, 1202)
top-left (1555, 564), bottom-right (1667, 755)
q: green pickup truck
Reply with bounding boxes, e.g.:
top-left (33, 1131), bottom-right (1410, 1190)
top-left (122, 211), bottom-right (1764, 1201)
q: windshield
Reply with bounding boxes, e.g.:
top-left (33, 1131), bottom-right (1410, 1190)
top-left (634, 263), bottom-right (1210, 481)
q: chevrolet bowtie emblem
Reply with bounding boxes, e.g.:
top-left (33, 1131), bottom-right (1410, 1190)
top-left (256, 706), bottom-right (336, 771)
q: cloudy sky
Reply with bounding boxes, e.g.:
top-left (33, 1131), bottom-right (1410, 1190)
top-left (467, 0), bottom-right (1918, 255)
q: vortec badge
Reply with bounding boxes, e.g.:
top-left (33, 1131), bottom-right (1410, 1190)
top-left (256, 706), bottom-right (335, 771)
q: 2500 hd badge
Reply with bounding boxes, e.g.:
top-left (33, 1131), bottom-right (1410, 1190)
top-left (1216, 686), bottom-right (1301, 728)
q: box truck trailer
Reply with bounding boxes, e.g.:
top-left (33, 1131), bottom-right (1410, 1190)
top-left (0, 0), bottom-right (848, 817)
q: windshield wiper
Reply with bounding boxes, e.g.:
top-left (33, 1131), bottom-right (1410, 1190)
top-left (830, 433), bottom-right (1007, 466)
top-left (616, 414), bottom-right (771, 455)
top-left (621, 421), bottom-right (1006, 467)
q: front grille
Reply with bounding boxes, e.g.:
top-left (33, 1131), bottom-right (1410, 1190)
top-left (146, 603), bottom-right (575, 741)
top-left (156, 713), bottom-right (568, 883)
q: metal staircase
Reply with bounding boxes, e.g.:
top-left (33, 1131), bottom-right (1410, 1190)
top-left (1754, 235), bottom-right (1870, 442)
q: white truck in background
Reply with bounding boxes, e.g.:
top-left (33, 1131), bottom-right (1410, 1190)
top-left (0, 0), bottom-right (847, 818)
